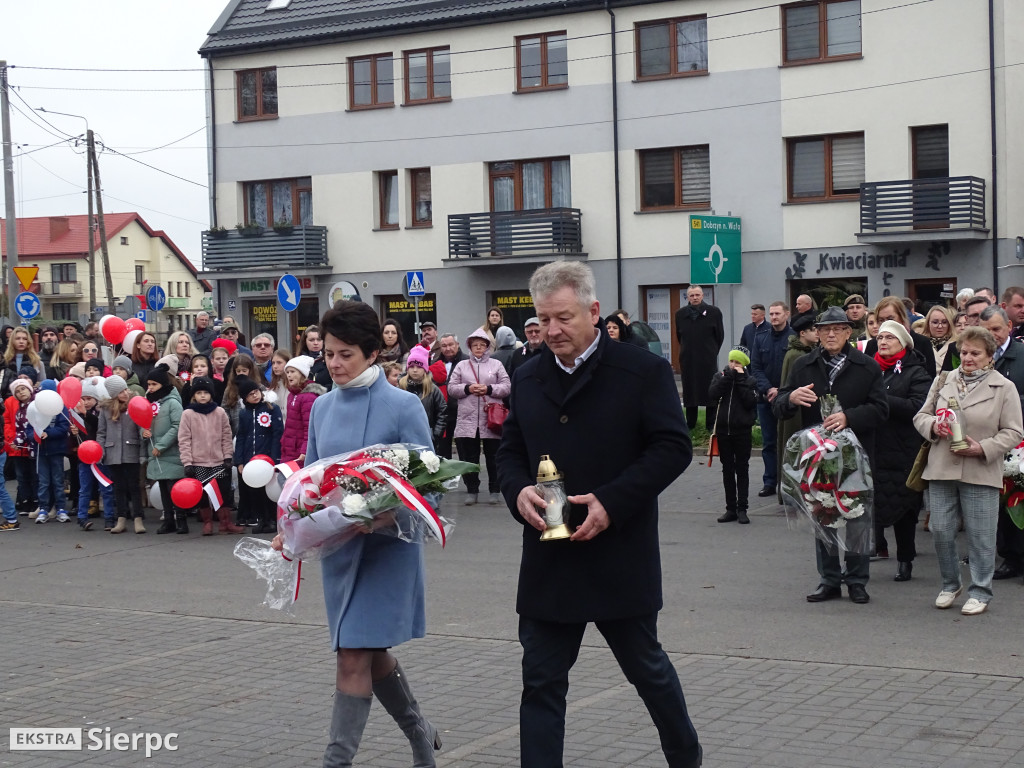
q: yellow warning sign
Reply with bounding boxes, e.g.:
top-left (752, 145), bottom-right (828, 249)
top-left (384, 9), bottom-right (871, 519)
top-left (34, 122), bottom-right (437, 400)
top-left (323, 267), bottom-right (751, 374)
top-left (13, 266), bottom-right (38, 291)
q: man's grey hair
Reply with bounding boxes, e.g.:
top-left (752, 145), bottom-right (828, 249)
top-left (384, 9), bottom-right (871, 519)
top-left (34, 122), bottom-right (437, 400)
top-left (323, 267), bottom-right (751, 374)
top-left (252, 332), bottom-right (275, 347)
top-left (980, 305), bottom-right (1010, 325)
top-left (440, 333), bottom-right (458, 343)
top-left (197, 311), bottom-right (210, 319)
top-left (529, 261), bottom-right (596, 307)
top-left (955, 288), bottom-right (975, 305)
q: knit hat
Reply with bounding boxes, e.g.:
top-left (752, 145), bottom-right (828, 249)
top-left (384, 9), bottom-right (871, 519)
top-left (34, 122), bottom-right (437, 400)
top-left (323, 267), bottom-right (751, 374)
top-left (103, 375), bottom-right (128, 399)
top-left (877, 320), bottom-right (913, 350)
top-left (18, 365), bottom-right (38, 383)
top-left (67, 362), bottom-right (86, 379)
top-left (284, 356), bottom-right (312, 378)
top-left (9, 378), bottom-right (33, 397)
top-left (211, 337), bottom-right (237, 355)
top-left (236, 375), bottom-right (261, 401)
top-left (81, 376), bottom-right (108, 402)
top-left (40, 379), bottom-right (57, 392)
top-left (406, 345), bottom-right (429, 369)
top-left (189, 376), bottom-right (215, 397)
top-left (112, 355), bottom-right (133, 372)
top-left (146, 364), bottom-right (172, 388)
top-left (84, 358), bottom-right (104, 376)
top-left (728, 346), bottom-right (751, 367)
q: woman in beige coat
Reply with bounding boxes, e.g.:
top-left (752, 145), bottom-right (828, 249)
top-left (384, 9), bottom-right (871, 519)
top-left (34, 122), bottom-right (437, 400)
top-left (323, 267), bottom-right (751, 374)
top-left (913, 327), bottom-right (1023, 616)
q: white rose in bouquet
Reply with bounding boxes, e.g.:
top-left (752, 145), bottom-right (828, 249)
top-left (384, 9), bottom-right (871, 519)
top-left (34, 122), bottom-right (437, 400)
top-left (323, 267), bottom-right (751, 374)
top-left (420, 450), bottom-right (441, 474)
top-left (342, 493), bottom-right (370, 520)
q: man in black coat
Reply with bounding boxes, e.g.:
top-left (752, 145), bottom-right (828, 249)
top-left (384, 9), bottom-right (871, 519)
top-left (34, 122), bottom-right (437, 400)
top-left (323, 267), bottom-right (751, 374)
top-left (738, 304), bottom-right (766, 350)
top-left (498, 262), bottom-right (702, 768)
top-left (675, 285), bottom-right (724, 431)
top-left (773, 307), bottom-right (889, 605)
top-left (508, 316), bottom-right (546, 377)
top-left (750, 301), bottom-right (796, 497)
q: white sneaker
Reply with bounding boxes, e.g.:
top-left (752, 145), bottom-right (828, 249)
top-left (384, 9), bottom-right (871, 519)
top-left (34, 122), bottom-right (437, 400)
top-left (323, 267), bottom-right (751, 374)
top-left (55, 511), bottom-right (71, 523)
top-left (35, 512), bottom-right (48, 524)
top-left (28, 509), bottom-right (39, 519)
top-left (935, 586), bottom-right (963, 609)
top-left (961, 597), bottom-right (988, 616)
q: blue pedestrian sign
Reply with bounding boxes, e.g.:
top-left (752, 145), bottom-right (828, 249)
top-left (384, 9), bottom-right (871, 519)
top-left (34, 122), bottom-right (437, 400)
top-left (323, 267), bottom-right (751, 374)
top-left (146, 284), bottom-right (166, 312)
top-left (277, 273), bottom-right (301, 312)
top-left (406, 271), bottom-right (425, 297)
top-left (14, 291), bottom-right (40, 321)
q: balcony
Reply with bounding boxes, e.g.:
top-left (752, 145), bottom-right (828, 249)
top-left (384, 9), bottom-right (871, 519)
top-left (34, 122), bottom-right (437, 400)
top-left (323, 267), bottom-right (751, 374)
top-left (445, 208), bottom-right (585, 266)
top-left (40, 281), bottom-right (83, 297)
top-left (201, 225), bottom-right (329, 273)
top-left (858, 176), bottom-right (988, 244)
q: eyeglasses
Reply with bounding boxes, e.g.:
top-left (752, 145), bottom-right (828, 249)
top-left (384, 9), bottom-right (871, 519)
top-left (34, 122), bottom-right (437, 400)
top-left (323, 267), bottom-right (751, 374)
top-left (875, 333), bottom-right (899, 342)
top-left (820, 327), bottom-right (848, 336)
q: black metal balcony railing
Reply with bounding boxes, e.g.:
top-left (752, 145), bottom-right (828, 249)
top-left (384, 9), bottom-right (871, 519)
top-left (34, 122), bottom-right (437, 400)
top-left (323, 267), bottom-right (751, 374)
top-left (201, 225), bottom-right (329, 270)
top-left (860, 176), bottom-right (986, 234)
top-left (448, 208), bottom-right (583, 259)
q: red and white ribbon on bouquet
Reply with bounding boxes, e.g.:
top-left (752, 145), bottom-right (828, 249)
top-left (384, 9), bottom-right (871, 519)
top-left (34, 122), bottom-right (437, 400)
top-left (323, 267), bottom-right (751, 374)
top-left (275, 460), bottom-right (302, 479)
top-left (798, 429), bottom-right (838, 481)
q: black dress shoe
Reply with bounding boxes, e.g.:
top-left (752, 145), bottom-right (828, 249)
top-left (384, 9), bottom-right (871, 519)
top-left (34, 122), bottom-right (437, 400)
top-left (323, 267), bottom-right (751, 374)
top-left (736, 509), bottom-right (750, 524)
top-left (894, 562), bottom-right (913, 582)
top-left (806, 584), bottom-right (842, 602)
top-left (757, 487), bottom-right (775, 497)
top-left (848, 584), bottom-right (870, 604)
top-left (717, 510), bottom-right (738, 523)
top-left (993, 561), bottom-right (1023, 580)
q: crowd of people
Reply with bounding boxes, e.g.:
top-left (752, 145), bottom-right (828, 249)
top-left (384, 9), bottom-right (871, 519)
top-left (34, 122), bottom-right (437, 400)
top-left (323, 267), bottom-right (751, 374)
top-left (712, 285), bottom-right (1024, 616)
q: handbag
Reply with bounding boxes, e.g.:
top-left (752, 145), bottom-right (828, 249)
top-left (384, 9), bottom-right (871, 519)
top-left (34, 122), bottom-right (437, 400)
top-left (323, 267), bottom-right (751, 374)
top-left (472, 360), bottom-right (508, 434)
top-left (906, 370), bottom-right (949, 492)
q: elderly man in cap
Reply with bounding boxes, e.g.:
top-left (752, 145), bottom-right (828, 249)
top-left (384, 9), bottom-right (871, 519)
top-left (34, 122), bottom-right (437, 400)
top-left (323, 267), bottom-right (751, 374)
top-left (509, 317), bottom-right (547, 376)
top-left (844, 295), bottom-right (867, 338)
top-left (219, 323), bottom-right (252, 358)
top-left (773, 306), bottom-right (888, 605)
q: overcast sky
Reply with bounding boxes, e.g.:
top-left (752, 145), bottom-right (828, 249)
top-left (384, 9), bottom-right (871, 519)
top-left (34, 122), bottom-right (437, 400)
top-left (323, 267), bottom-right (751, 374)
top-left (3, 1), bottom-right (223, 264)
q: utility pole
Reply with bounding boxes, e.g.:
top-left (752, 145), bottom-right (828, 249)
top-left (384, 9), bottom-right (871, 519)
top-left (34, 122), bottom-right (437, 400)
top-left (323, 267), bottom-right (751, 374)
top-left (87, 130), bottom-right (114, 314)
top-left (87, 133), bottom-right (96, 318)
top-left (1, 61), bottom-right (19, 324)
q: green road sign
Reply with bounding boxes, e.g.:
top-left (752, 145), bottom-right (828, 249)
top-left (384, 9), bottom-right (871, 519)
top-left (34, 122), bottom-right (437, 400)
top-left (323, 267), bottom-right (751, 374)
top-left (689, 215), bottom-right (741, 285)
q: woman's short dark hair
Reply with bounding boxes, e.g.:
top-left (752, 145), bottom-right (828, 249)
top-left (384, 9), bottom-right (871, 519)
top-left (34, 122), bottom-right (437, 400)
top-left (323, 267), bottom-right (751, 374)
top-left (321, 300), bottom-right (382, 359)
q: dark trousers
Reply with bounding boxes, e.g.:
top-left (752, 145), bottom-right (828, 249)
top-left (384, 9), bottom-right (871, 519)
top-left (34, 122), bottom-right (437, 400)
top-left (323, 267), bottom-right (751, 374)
top-left (875, 510), bottom-right (920, 563)
top-left (756, 402), bottom-right (778, 490)
top-left (996, 506), bottom-right (1024, 566)
top-left (684, 405), bottom-right (716, 433)
top-left (238, 480), bottom-right (275, 526)
top-left (455, 435), bottom-right (499, 494)
top-left (157, 479), bottom-right (183, 521)
top-left (519, 614), bottom-right (701, 768)
top-left (437, 424), bottom-right (455, 460)
top-left (816, 517), bottom-right (871, 588)
top-left (66, 454), bottom-right (80, 511)
top-left (718, 432), bottom-right (752, 513)
top-left (108, 463), bottom-right (143, 521)
top-left (12, 455), bottom-right (37, 510)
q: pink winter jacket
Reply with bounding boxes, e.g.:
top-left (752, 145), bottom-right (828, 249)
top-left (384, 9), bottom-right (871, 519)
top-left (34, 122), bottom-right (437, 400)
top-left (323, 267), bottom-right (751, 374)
top-left (448, 351), bottom-right (511, 440)
top-left (178, 407), bottom-right (233, 467)
top-left (280, 381), bottom-right (326, 463)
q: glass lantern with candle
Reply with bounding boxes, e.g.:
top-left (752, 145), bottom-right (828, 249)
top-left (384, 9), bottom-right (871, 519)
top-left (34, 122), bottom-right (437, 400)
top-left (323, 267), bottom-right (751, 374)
top-left (536, 455), bottom-right (571, 541)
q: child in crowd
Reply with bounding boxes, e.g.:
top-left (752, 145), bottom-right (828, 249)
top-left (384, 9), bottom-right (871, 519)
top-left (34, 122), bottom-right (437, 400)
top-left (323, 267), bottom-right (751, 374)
top-left (181, 354), bottom-right (222, 404)
top-left (209, 343), bottom-right (232, 385)
top-left (708, 346), bottom-right (758, 525)
top-left (269, 350), bottom-right (291, 421)
top-left (223, 355), bottom-right (257, 436)
top-left (0, 433), bottom-right (18, 530)
top-left (178, 376), bottom-right (242, 536)
top-left (383, 361), bottom-right (403, 387)
top-left (4, 378), bottom-right (38, 518)
top-left (141, 365), bottom-right (187, 534)
top-left (399, 345), bottom-right (446, 451)
top-left (232, 376), bottom-right (282, 533)
top-left (280, 357), bottom-right (326, 465)
top-left (111, 355), bottom-right (146, 396)
top-left (98, 376), bottom-right (145, 533)
top-left (70, 377), bottom-right (117, 531)
top-left (27, 383), bottom-right (71, 524)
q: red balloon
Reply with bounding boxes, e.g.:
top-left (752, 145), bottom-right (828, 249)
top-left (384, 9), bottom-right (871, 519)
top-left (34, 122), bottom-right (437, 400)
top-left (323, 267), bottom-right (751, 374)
top-left (128, 395), bottom-right (153, 429)
top-left (171, 478), bottom-right (203, 509)
top-left (77, 440), bottom-right (104, 465)
top-left (102, 317), bottom-right (128, 345)
top-left (57, 377), bottom-right (83, 409)
top-left (124, 318), bottom-right (146, 332)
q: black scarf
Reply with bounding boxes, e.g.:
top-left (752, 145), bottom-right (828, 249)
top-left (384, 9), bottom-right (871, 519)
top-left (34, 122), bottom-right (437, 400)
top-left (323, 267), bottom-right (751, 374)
top-left (147, 384), bottom-right (173, 403)
top-left (188, 400), bottom-right (218, 415)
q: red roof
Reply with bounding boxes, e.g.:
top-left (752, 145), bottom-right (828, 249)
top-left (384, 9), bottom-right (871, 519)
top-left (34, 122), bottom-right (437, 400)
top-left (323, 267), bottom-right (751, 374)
top-left (1, 213), bottom-right (212, 291)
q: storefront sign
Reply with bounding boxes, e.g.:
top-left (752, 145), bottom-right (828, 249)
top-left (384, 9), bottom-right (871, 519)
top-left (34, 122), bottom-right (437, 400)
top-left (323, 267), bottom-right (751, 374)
top-left (239, 276), bottom-right (314, 297)
top-left (251, 304), bottom-right (278, 323)
top-left (494, 293), bottom-right (534, 311)
top-left (814, 249), bottom-right (909, 275)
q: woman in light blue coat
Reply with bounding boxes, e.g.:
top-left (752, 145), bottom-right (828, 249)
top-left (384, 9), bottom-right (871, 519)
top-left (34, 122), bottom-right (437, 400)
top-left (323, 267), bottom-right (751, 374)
top-left (274, 301), bottom-right (440, 768)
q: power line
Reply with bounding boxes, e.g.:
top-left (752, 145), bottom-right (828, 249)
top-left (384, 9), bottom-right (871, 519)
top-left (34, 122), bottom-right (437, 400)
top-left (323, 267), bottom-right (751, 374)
top-left (103, 146), bottom-right (206, 188)
top-left (116, 126), bottom-right (205, 155)
top-left (99, 193), bottom-right (207, 226)
top-left (9, 87), bottom-right (81, 139)
top-left (22, 154), bottom-right (85, 190)
top-left (12, 137), bottom-right (77, 158)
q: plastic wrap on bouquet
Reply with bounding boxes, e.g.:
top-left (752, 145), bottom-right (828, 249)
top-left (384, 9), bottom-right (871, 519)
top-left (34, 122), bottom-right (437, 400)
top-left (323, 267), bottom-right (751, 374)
top-left (233, 537), bottom-right (301, 614)
top-left (780, 397), bottom-right (874, 555)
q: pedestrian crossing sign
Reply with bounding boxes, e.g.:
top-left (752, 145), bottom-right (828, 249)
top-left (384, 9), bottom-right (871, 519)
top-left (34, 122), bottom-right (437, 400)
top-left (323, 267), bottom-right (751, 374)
top-left (406, 271), bottom-right (425, 297)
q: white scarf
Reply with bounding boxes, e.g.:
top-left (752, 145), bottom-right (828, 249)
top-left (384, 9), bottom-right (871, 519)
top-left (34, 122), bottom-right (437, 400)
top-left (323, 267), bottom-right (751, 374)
top-left (336, 364), bottom-right (381, 390)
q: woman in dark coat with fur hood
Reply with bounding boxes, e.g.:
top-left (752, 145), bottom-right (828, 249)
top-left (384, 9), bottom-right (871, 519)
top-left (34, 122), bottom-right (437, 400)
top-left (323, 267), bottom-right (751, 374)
top-left (872, 320), bottom-right (933, 581)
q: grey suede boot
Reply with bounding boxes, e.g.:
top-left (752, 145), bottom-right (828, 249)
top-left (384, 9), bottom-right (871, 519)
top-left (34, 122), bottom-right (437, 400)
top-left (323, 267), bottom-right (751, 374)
top-left (323, 691), bottom-right (371, 768)
top-left (372, 661), bottom-right (441, 768)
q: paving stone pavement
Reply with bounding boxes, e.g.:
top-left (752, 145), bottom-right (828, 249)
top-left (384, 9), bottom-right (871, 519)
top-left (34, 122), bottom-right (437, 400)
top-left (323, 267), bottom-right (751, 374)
top-left (2, 466), bottom-right (1023, 767)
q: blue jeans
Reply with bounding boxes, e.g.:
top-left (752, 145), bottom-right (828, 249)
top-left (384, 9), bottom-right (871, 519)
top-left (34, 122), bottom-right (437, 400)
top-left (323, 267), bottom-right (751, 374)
top-left (757, 402), bottom-right (778, 490)
top-left (77, 461), bottom-right (116, 523)
top-left (0, 454), bottom-right (17, 522)
top-left (37, 453), bottom-right (67, 514)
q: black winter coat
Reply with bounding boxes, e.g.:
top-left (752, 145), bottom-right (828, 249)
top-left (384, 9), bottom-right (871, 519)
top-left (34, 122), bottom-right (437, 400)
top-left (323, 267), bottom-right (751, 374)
top-left (675, 302), bottom-right (724, 406)
top-left (708, 367), bottom-right (757, 436)
top-left (994, 338), bottom-right (1024, 409)
top-left (773, 346), bottom-right (889, 464)
top-left (498, 330), bottom-right (691, 623)
top-left (872, 352), bottom-right (931, 526)
top-left (404, 379), bottom-right (447, 443)
top-left (751, 324), bottom-right (796, 396)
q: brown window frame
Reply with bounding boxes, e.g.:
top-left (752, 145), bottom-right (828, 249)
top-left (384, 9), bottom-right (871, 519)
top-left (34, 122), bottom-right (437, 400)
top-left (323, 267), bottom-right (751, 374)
top-left (488, 157), bottom-right (570, 211)
top-left (634, 16), bottom-right (709, 81)
top-left (403, 47), bottom-right (452, 105)
top-left (515, 31), bottom-right (569, 92)
top-left (378, 170), bottom-right (400, 230)
top-left (410, 168), bottom-right (432, 227)
top-left (638, 146), bottom-right (711, 211)
top-left (236, 67), bottom-right (278, 121)
top-left (243, 177), bottom-right (313, 227)
top-left (781, 1), bottom-right (862, 66)
top-left (348, 53), bottom-right (395, 110)
top-left (786, 132), bottom-right (864, 203)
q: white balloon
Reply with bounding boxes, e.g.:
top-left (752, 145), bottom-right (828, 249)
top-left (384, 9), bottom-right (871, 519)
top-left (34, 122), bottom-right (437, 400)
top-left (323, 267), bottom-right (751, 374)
top-left (35, 389), bottom-right (64, 418)
top-left (98, 314), bottom-right (117, 330)
top-left (148, 483), bottom-right (164, 511)
top-left (264, 473), bottom-right (285, 502)
top-left (122, 329), bottom-right (142, 355)
top-left (242, 458), bottom-right (275, 488)
top-left (26, 401), bottom-right (50, 434)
